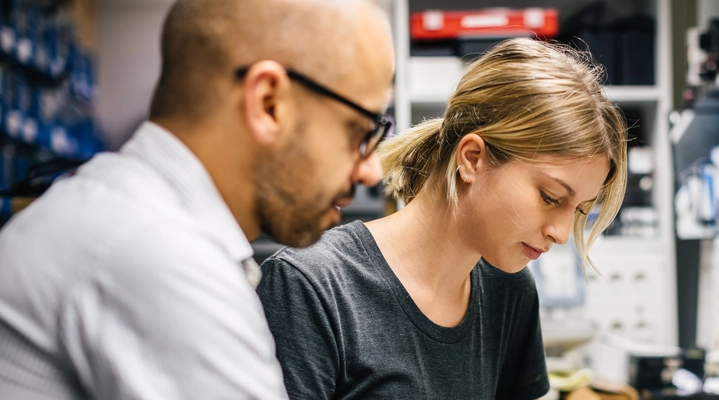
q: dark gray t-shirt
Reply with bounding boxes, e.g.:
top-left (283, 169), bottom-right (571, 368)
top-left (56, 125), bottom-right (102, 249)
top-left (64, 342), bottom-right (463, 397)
top-left (258, 221), bottom-right (549, 400)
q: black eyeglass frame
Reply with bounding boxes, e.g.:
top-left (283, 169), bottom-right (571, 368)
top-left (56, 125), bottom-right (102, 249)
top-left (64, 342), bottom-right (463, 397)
top-left (236, 66), bottom-right (393, 158)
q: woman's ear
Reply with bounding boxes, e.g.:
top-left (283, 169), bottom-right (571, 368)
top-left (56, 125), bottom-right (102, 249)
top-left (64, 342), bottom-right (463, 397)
top-left (456, 133), bottom-right (487, 183)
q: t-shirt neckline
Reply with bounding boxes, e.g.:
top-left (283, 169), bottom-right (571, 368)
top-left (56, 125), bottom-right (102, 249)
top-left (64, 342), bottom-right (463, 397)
top-left (348, 220), bottom-right (478, 344)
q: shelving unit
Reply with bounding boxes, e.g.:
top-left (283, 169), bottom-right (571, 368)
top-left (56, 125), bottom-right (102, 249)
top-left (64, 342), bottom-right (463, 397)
top-left (0, 0), bottom-right (102, 226)
top-left (391, 0), bottom-right (677, 347)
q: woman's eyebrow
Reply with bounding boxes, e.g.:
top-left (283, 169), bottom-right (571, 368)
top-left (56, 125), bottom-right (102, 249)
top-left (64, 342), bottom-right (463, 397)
top-left (547, 176), bottom-right (598, 203)
top-left (548, 176), bottom-right (575, 197)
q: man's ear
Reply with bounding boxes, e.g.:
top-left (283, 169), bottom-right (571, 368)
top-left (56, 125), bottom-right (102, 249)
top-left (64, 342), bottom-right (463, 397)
top-left (241, 60), bottom-right (294, 147)
top-left (455, 133), bottom-right (487, 184)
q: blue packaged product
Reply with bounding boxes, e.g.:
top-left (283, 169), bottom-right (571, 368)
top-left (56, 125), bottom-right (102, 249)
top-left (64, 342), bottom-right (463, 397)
top-left (1, 1), bottom-right (19, 55)
top-left (56, 125), bottom-right (78, 156)
top-left (5, 76), bottom-right (28, 140)
top-left (13, 153), bottom-right (29, 184)
top-left (0, 23), bottom-right (15, 55)
top-left (21, 116), bottom-right (38, 145)
top-left (5, 110), bottom-right (23, 140)
top-left (28, 85), bottom-right (40, 119)
top-left (51, 24), bottom-right (70, 78)
top-left (15, 34), bottom-right (34, 65)
top-left (0, 66), bottom-right (5, 133)
top-left (36, 120), bottom-right (50, 151)
top-left (11, 5), bottom-right (28, 64)
top-left (0, 146), bottom-right (5, 189)
top-left (2, 145), bottom-right (15, 187)
top-left (78, 119), bottom-right (101, 157)
top-left (38, 87), bottom-right (59, 123)
top-left (0, 197), bottom-right (11, 223)
top-left (44, 16), bottom-right (61, 78)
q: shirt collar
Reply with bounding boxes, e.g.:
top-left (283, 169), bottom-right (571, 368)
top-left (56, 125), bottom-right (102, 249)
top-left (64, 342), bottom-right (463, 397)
top-left (121, 121), bottom-right (254, 263)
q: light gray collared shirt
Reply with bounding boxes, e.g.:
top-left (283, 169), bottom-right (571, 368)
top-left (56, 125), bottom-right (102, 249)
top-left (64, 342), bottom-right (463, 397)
top-left (0, 122), bottom-right (287, 399)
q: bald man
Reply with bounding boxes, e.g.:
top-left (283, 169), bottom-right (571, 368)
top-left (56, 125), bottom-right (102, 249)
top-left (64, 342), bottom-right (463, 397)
top-left (0, 0), bottom-right (395, 398)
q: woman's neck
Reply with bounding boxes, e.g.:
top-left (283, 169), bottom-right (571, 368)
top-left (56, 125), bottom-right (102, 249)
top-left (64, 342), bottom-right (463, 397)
top-left (365, 193), bottom-right (480, 326)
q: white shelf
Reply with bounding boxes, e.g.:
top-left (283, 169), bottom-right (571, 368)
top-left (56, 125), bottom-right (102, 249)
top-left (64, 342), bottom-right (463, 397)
top-left (407, 57), bottom-right (463, 104)
top-left (603, 86), bottom-right (661, 103)
top-left (409, 93), bottom-right (452, 104)
top-left (590, 235), bottom-right (667, 253)
top-left (407, 57), bottom-right (662, 105)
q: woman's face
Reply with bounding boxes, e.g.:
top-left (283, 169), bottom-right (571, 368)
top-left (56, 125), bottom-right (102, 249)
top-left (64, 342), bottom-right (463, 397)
top-left (464, 155), bottom-right (610, 273)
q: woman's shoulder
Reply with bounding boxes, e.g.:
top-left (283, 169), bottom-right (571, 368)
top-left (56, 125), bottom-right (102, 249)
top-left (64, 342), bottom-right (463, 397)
top-left (261, 221), bottom-right (376, 284)
top-left (272, 221), bottom-right (368, 261)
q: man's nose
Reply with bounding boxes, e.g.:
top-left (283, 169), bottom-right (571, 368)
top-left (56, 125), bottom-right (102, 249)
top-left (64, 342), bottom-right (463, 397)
top-left (351, 151), bottom-right (383, 187)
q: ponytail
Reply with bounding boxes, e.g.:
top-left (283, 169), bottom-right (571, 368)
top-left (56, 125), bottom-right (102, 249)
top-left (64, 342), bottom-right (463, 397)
top-left (377, 118), bottom-right (443, 204)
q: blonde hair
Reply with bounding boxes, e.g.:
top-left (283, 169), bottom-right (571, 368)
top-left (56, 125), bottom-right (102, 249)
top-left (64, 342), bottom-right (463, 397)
top-left (379, 38), bottom-right (627, 269)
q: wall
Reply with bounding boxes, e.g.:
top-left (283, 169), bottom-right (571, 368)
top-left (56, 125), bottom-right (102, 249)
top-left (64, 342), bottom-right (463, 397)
top-left (96, 0), bottom-right (172, 150)
top-left (698, 0), bottom-right (719, 24)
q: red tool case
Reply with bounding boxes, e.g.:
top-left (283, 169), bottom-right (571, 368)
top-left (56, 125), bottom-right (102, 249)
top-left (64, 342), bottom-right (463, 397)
top-left (410, 8), bottom-right (559, 40)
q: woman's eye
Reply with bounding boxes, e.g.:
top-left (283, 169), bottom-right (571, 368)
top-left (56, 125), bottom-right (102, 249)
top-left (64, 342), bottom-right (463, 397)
top-left (541, 192), bottom-right (559, 205)
top-left (575, 208), bottom-right (588, 215)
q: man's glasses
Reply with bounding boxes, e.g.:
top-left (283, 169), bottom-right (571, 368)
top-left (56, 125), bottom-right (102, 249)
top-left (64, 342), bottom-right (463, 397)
top-left (236, 66), bottom-right (393, 158)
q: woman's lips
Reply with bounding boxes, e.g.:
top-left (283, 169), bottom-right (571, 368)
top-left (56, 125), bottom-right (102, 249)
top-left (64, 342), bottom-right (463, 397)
top-left (522, 243), bottom-right (545, 260)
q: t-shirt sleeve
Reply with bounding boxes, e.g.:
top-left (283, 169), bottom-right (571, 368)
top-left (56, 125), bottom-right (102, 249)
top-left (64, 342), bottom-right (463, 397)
top-left (257, 255), bottom-right (340, 400)
top-left (496, 281), bottom-right (550, 400)
top-left (58, 227), bottom-right (288, 400)
top-left (512, 306), bottom-right (550, 399)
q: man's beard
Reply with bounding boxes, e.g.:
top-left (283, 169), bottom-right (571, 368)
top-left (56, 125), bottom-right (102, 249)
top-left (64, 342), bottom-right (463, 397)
top-left (259, 204), bottom-right (326, 248)
top-left (253, 121), bottom-right (345, 248)
top-left (256, 180), bottom-right (356, 248)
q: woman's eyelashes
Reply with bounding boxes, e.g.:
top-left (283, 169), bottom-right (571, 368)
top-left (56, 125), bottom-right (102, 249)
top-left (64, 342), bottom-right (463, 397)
top-left (541, 191), bottom-right (588, 215)
top-left (540, 191), bottom-right (559, 205)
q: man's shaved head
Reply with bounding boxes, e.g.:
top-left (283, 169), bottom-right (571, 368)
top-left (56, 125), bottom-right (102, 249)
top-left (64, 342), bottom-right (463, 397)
top-left (147, 0), bottom-right (394, 246)
top-left (149, 0), bottom-right (391, 122)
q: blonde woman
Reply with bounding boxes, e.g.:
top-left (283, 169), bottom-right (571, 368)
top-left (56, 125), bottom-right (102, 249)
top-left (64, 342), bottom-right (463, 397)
top-left (257, 38), bottom-right (627, 399)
